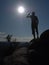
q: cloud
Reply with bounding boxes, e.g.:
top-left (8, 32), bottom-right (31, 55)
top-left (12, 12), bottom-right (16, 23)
top-left (0, 32), bottom-right (6, 35)
top-left (0, 32), bottom-right (7, 39)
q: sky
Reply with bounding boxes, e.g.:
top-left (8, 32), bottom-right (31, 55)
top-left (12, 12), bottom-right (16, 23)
top-left (0, 0), bottom-right (49, 38)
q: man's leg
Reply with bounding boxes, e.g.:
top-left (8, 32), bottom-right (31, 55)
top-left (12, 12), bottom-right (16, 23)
top-left (32, 28), bottom-right (35, 39)
top-left (33, 31), bottom-right (35, 39)
top-left (36, 26), bottom-right (39, 38)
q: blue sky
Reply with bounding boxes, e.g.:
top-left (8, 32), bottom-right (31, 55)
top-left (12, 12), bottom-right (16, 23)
top-left (0, 0), bottom-right (49, 37)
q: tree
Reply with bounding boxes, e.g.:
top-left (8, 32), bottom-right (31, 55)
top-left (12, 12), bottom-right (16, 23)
top-left (6, 34), bottom-right (12, 42)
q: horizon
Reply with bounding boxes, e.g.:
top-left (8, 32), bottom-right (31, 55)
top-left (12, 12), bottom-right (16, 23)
top-left (0, 34), bottom-right (33, 42)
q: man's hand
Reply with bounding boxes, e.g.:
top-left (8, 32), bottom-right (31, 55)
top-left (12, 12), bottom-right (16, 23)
top-left (26, 13), bottom-right (30, 18)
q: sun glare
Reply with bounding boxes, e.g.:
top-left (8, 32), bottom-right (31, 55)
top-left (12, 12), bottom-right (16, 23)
top-left (18, 6), bottom-right (25, 14)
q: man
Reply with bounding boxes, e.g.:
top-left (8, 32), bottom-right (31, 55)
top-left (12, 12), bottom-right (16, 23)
top-left (26, 12), bottom-right (39, 39)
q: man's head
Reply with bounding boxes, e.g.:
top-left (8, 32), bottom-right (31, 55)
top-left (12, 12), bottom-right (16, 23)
top-left (32, 12), bottom-right (35, 16)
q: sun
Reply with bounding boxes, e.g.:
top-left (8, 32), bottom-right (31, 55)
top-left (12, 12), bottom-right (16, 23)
top-left (18, 6), bottom-right (25, 14)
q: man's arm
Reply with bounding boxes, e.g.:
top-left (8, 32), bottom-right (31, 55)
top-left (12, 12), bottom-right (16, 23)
top-left (26, 13), bottom-right (31, 18)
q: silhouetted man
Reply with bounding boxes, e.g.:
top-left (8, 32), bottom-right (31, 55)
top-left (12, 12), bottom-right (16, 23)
top-left (26, 12), bottom-right (39, 39)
